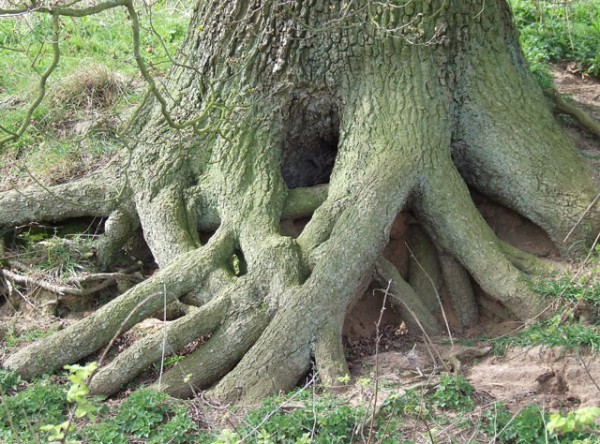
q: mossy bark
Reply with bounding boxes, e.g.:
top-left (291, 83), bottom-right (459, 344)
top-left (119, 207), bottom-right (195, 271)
top-left (2, 0), bottom-right (598, 402)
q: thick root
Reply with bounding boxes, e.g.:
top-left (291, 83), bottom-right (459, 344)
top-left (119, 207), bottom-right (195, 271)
top-left (417, 159), bottom-right (545, 319)
top-left (439, 254), bottom-right (479, 328)
top-left (95, 204), bottom-right (139, 269)
top-left (314, 315), bottom-right (350, 387)
top-left (374, 257), bottom-right (441, 335)
top-left (89, 296), bottom-right (229, 396)
top-left (406, 226), bottom-right (444, 312)
top-left (0, 175), bottom-right (121, 227)
top-left (157, 307), bottom-right (270, 398)
top-left (4, 234), bottom-right (232, 379)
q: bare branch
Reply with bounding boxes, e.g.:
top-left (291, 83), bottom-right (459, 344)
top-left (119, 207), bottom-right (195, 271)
top-left (0, 1), bottom-right (129, 18)
top-left (0, 11), bottom-right (60, 147)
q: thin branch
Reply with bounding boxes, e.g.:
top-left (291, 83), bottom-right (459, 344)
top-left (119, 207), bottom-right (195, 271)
top-left (0, 11), bottom-right (61, 147)
top-left (97, 290), bottom-right (163, 366)
top-left (158, 281), bottom-right (168, 390)
top-left (563, 192), bottom-right (600, 243)
top-left (366, 281), bottom-right (389, 444)
top-left (0, 1), bottom-right (128, 18)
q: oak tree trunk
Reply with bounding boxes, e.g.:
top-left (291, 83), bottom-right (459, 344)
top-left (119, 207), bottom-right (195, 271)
top-left (2, 0), bottom-right (598, 402)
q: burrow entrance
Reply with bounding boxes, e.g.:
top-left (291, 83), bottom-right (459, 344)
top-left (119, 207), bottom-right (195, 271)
top-left (281, 93), bottom-right (340, 189)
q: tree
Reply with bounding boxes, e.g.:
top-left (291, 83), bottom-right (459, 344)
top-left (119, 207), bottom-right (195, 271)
top-left (1, 0), bottom-right (598, 403)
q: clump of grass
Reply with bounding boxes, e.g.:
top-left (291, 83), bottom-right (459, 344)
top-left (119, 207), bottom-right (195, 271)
top-left (51, 65), bottom-right (128, 110)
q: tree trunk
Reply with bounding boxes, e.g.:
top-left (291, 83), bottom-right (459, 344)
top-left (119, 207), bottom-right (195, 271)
top-left (2, 0), bottom-right (598, 403)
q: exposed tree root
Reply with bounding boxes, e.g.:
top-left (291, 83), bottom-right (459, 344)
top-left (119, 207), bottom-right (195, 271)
top-left (374, 257), bottom-right (441, 335)
top-left (547, 89), bottom-right (600, 140)
top-left (89, 295), bottom-right (229, 396)
top-left (0, 173), bottom-right (122, 227)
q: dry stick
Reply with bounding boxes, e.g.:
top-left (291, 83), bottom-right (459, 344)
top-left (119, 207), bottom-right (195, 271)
top-left (366, 282), bottom-right (390, 444)
top-left (405, 242), bottom-right (454, 347)
top-left (577, 349), bottom-right (600, 394)
top-left (394, 291), bottom-right (450, 373)
top-left (97, 290), bottom-right (164, 366)
top-left (1, 261), bottom-right (141, 296)
top-left (563, 192), bottom-right (600, 243)
top-left (310, 374), bottom-right (318, 440)
top-left (0, 268), bottom-right (125, 297)
top-left (158, 282), bottom-right (168, 390)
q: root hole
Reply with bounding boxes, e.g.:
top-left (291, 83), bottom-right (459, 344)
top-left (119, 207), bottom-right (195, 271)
top-left (281, 93), bottom-right (340, 189)
top-left (230, 248), bottom-right (247, 277)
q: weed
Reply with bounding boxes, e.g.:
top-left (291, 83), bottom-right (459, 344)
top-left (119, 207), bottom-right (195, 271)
top-left (0, 369), bottom-right (22, 392)
top-left (241, 390), bottom-right (363, 443)
top-left (0, 376), bottom-right (68, 443)
top-left (510, 0), bottom-right (600, 78)
top-left (2, 326), bottom-right (57, 349)
top-left (492, 270), bottom-right (600, 354)
top-left (430, 374), bottom-right (475, 411)
top-left (0, 374), bottom-right (200, 444)
top-left (482, 403), bottom-right (599, 443)
top-left (14, 233), bottom-right (96, 277)
top-left (547, 406), bottom-right (600, 436)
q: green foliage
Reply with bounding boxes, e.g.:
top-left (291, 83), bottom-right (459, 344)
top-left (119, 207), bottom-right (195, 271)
top-left (492, 270), bottom-right (600, 354)
top-left (64, 362), bottom-right (98, 420)
top-left (483, 403), bottom-right (542, 443)
top-left (14, 232), bottom-right (96, 277)
top-left (483, 403), bottom-right (599, 443)
top-left (0, 3), bottom-right (190, 184)
top-left (0, 375), bottom-right (200, 444)
top-left (0, 369), bottom-right (22, 392)
top-left (380, 388), bottom-right (426, 417)
top-left (0, 376), bottom-right (68, 443)
top-left (79, 388), bottom-right (200, 443)
top-left (547, 406), bottom-right (600, 436)
top-left (240, 389), bottom-right (363, 443)
top-left (430, 375), bottom-right (475, 411)
top-left (1, 325), bottom-right (57, 350)
top-left (510, 0), bottom-right (600, 81)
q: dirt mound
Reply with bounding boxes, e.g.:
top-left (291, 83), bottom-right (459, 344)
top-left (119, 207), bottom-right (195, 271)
top-left (468, 345), bottom-right (600, 411)
top-left (346, 340), bottom-right (599, 413)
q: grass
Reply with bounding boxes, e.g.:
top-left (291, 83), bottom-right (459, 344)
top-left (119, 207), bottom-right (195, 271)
top-left (4, 367), bottom-right (596, 443)
top-left (510, 0), bottom-right (600, 88)
top-left (0, 2), bottom-right (190, 188)
top-left (490, 255), bottom-right (600, 355)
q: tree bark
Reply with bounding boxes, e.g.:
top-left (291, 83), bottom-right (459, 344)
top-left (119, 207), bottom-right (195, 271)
top-left (2, 0), bottom-right (598, 403)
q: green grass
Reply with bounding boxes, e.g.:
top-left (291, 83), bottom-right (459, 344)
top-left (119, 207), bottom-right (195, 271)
top-left (491, 262), bottom-right (600, 355)
top-left (510, 0), bottom-right (600, 87)
top-left (1, 364), bottom-right (598, 442)
top-left (0, 377), bottom-right (202, 444)
top-left (0, 2), bottom-right (190, 186)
